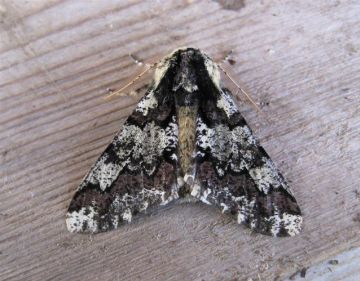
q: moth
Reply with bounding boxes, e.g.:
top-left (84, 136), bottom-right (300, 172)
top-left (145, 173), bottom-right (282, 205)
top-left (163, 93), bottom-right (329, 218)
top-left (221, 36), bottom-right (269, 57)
top-left (66, 47), bottom-right (302, 237)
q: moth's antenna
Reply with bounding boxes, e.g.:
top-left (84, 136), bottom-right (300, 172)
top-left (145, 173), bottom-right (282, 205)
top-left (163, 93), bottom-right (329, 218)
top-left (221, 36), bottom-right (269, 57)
top-left (217, 63), bottom-right (262, 113)
top-left (104, 63), bottom-right (156, 101)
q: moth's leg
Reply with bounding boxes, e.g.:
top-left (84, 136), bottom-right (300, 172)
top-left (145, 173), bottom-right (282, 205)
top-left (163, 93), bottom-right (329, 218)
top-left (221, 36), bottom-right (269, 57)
top-left (221, 49), bottom-right (236, 65)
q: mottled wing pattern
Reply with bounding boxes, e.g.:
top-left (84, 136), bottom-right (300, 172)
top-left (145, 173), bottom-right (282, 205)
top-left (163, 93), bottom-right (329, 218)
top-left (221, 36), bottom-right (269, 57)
top-left (66, 90), bottom-right (179, 233)
top-left (193, 88), bottom-right (302, 237)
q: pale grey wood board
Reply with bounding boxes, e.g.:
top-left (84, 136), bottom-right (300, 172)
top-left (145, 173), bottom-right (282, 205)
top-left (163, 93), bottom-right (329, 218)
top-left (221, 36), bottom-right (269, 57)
top-left (1, 1), bottom-right (360, 280)
top-left (284, 246), bottom-right (360, 281)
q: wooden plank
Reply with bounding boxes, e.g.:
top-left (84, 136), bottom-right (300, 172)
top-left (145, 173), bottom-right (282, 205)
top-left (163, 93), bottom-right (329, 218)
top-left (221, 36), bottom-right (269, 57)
top-left (284, 246), bottom-right (360, 281)
top-left (1, 1), bottom-right (360, 280)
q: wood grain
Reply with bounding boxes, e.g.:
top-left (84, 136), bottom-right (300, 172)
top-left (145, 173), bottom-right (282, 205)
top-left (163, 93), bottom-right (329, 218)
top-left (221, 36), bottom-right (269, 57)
top-left (1, 1), bottom-right (360, 280)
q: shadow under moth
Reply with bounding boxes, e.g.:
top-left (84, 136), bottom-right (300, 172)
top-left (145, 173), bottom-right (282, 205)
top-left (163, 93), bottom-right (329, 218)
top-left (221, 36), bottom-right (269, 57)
top-left (66, 47), bottom-right (302, 237)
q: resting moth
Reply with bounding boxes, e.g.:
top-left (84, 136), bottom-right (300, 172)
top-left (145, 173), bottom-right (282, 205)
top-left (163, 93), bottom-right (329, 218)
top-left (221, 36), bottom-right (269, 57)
top-left (66, 47), bottom-right (302, 237)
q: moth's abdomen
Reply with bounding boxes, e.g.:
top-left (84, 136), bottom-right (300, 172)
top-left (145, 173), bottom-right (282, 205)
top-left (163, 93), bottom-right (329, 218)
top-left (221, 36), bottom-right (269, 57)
top-left (177, 106), bottom-right (197, 177)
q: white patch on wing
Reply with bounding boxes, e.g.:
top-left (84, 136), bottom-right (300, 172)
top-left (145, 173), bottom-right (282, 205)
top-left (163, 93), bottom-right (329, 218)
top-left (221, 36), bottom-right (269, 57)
top-left (197, 120), bottom-right (232, 163)
top-left (139, 201), bottom-right (149, 212)
top-left (142, 188), bottom-right (166, 202)
top-left (117, 188), bottom-right (174, 224)
top-left (122, 208), bottom-right (132, 222)
top-left (86, 155), bottom-right (121, 191)
top-left (200, 188), bottom-right (212, 204)
top-left (190, 183), bottom-right (201, 197)
top-left (136, 91), bottom-right (158, 116)
top-left (217, 91), bottom-right (239, 118)
top-left (115, 118), bottom-right (178, 176)
top-left (66, 206), bottom-right (98, 233)
top-left (232, 125), bottom-right (256, 146)
top-left (237, 212), bottom-right (246, 224)
top-left (282, 213), bottom-right (302, 236)
top-left (196, 117), bottom-right (258, 172)
top-left (220, 203), bottom-right (229, 213)
top-left (266, 208), bottom-right (302, 236)
top-left (250, 219), bottom-right (258, 229)
top-left (203, 56), bottom-right (221, 89)
top-left (216, 166), bottom-right (225, 177)
top-left (111, 215), bottom-right (119, 229)
top-left (249, 157), bottom-right (287, 194)
top-left (165, 115), bottom-right (179, 149)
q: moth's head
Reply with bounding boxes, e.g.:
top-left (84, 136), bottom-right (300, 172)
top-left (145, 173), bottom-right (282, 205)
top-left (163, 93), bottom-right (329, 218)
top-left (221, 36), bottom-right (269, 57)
top-left (170, 47), bottom-right (203, 58)
top-left (153, 47), bottom-right (221, 91)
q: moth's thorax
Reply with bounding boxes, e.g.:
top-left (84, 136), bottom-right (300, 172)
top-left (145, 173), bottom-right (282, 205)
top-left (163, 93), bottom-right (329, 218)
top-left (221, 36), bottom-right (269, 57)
top-left (177, 105), bottom-right (198, 177)
top-left (154, 48), bottom-right (221, 100)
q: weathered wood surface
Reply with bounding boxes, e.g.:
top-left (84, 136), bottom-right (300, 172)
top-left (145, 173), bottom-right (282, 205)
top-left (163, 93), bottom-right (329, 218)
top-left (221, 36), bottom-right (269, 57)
top-left (284, 247), bottom-right (360, 281)
top-left (1, 1), bottom-right (359, 280)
